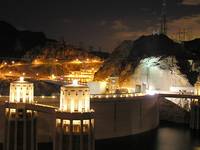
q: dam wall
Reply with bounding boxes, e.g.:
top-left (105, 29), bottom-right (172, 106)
top-left (91, 95), bottom-right (159, 140)
top-left (0, 95), bottom-right (159, 141)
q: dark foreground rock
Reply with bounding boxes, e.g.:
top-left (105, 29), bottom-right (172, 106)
top-left (159, 97), bottom-right (190, 124)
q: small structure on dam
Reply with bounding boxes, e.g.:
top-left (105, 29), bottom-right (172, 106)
top-left (4, 77), bottom-right (37, 150)
top-left (0, 78), bottom-right (160, 150)
top-left (55, 80), bottom-right (95, 150)
top-left (9, 77), bottom-right (34, 103)
top-left (0, 79), bottom-right (96, 150)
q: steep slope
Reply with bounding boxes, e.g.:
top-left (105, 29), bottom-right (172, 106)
top-left (0, 21), bottom-right (110, 60)
top-left (94, 40), bottom-right (133, 80)
top-left (24, 42), bottom-right (101, 60)
top-left (0, 21), bottom-right (18, 56)
top-left (183, 38), bottom-right (200, 59)
top-left (94, 34), bottom-right (199, 85)
top-left (159, 98), bottom-right (189, 124)
top-left (0, 21), bottom-right (48, 57)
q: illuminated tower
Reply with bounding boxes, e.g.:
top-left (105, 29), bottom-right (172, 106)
top-left (160, 0), bottom-right (167, 35)
top-left (9, 77), bottom-right (34, 103)
top-left (4, 77), bottom-right (37, 150)
top-left (55, 80), bottom-right (95, 150)
top-left (194, 77), bottom-right (200, 95)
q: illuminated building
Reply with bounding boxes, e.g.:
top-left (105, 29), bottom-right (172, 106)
top-left (194, 79), bottom-right (200, 95)
top-left (107, 76), bottom-right (119, 94)
top-left (64, 70), bottom-right (95, 84)
top-left (87, 81), bottom-right (107, 95)
top-left (4, 77), bottom-right (37, 150)
top-left (9, 77), bottom-right (34, 103)
top-left (55, 80), bottom-right (95, 150)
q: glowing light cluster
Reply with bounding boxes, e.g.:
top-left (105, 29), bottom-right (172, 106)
top-left (146, 90), bottom-right (158, 96)
top-left (69, 58), bottom-right (102, 64)
top-left (90, 93), bottom-right (144, 99)
top-left (65, 70), bottom-right (95, 83)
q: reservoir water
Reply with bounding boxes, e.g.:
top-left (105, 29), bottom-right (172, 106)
top-left (96, 122), bottom-right (200, 150)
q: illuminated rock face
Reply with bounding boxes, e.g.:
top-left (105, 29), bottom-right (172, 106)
top-left (9, 77), bottom-right (34, 103)
top-left (128, 57), bottom-right (192, 93)
top-left (87, 81), bottom-right (107, 95)
top-left (60, 80), bottom-right (90, 112)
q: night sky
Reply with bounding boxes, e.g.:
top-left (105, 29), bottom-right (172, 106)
top-left (0, 0), bottom-right (200, 51)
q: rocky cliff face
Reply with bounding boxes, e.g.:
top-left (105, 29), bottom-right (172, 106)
top-left (94, 40), bottom-right (133, 81)
top-left (159, 98), bottom-right (189, 124)
top-left (24, 42), bottom-right (100, 60)
top-left (94, 34), bottom-right (200, 86)
top-left (0, 21), bottom-right (48, 57)
top-left (0, 21), bottom-right (109, 60)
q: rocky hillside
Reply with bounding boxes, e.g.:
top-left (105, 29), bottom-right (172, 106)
top-left (159, 98), bottom-right (189, 124)
top-left (0, 21), bottom-right (49, 57)
top-left (0, 21), bottom-right (109, 60)
top-left (24, 42), bottom-right (100, 60)
top-left (94, 34), bottom-right (200, 85)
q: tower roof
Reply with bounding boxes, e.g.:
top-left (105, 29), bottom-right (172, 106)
top-left (63, 80), bottom-right (88, 88)
top-left (12, 77), bottom-right (30, 84)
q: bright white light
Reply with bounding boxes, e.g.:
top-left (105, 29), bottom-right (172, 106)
top-left (51, 74), bottom-right (56, 79)
top-left (146, 90), bottom-right (157, 95)
top-left (72, 80), bottom-right (79, 86)
top-left (19, 77), bottom-right (24, 82)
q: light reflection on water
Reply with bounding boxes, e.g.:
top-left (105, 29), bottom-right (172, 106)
top-left (96, 123), bottom-right (200, 150)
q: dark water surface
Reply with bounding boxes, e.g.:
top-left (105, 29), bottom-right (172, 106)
top-left (96, 122), bottom-right (200, 150)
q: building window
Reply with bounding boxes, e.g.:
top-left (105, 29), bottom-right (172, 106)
top-left (63, 120), bottom-right (70, 133)
top-left (73, 120), bottom-right (81, 133)
top-left (83, 120), bottom-right (89, 132)
top-left (56, 119), bottom-right (61, 127)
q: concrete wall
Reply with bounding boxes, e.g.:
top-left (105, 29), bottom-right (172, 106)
top-left (91, 95), bottom-right (159, 140)
top-left (0, 104), bottom-right (5, 144)
top-left (37, 111), bottom-right (55, 143)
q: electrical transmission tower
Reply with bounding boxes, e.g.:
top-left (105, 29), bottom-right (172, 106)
top-left (160, 0), bottom-right (167, 35)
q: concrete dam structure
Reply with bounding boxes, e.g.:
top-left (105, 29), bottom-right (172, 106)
top-left (35, 95), bottom-right (159, 141)
top-left (0, 95), bottom-right (159, 145)
top-left (91, 95), bottom-right (159, 140)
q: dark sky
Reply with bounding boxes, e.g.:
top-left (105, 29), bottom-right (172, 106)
top-left (0, 0), bottom-right (200, 51)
